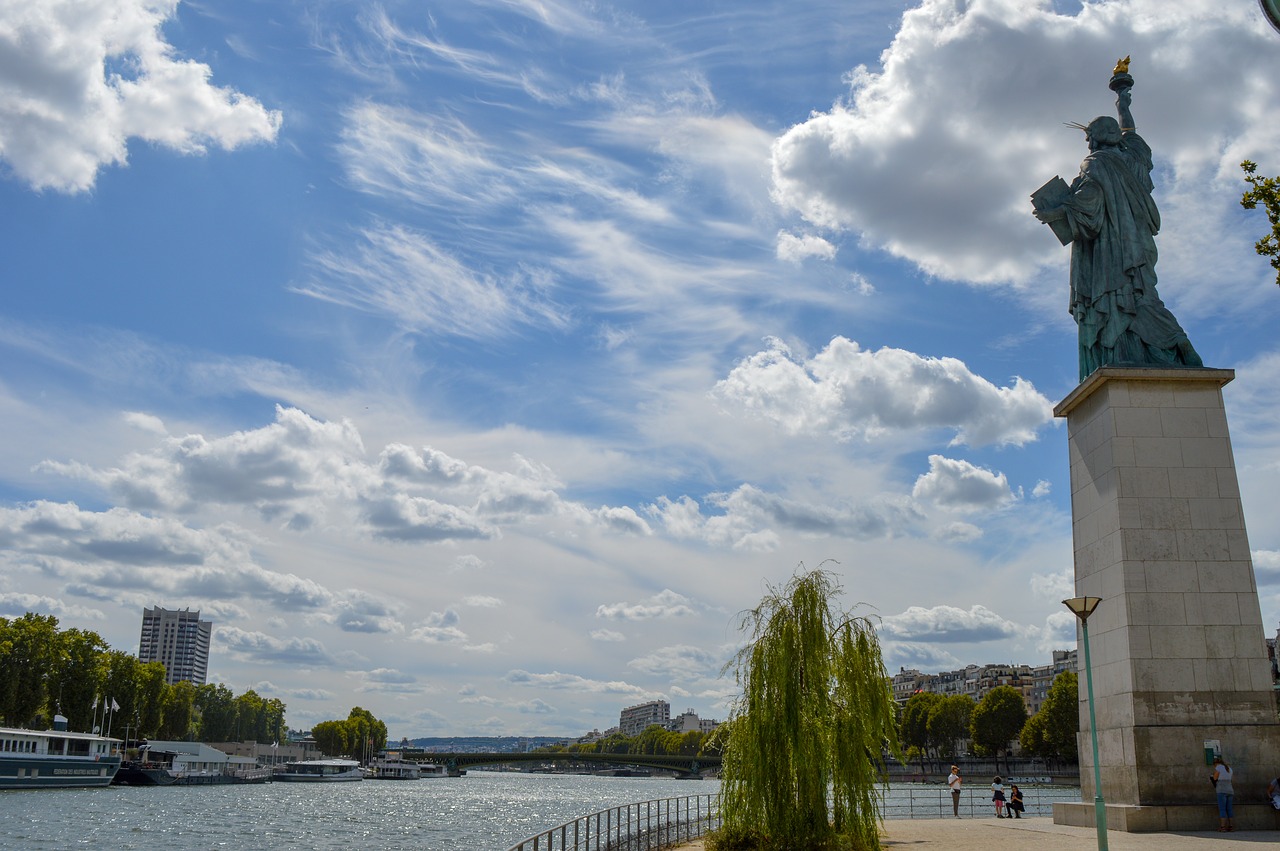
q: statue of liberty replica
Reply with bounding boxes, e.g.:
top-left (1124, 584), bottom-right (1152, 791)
top-left (1033, 57), bottom-right (1203, 382)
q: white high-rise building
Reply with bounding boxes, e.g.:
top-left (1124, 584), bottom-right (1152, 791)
top-left (619, 699), bottom-right (670, 736)
top-left (138, 606), bottom-right (212, 685)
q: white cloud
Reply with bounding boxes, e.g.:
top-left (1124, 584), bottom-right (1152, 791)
top-left (300, 223), bottom-right (569, 341)
top-left (931, 521), bottom-right (983, 543)
top-left (0, 0), bottom-right (280, 192)
top-left (1253, 550), bottom-right (1280, 586)
top-left (626, 644), bottom-right (722, 681)
top-left (408, 609), bottom-right (467, 644)
top-left (776, 231), bottom-right (836, 263)
top-left (596, 589), bottom-right (696, 621)
top-left (768, 0), bottom-right (1280, 308)
top-left (912, 455), bottom-right (1013, 513)
top-left (0, 591), bottom-right (104, 620)
top-left (215, 625), bottom-right (337, 667)
top-left (503, 669), bottom-right (649, 696)
top-left (646, 485), bottom-right (921, 550)
top-left (714, 337), bottom-right (1053, 448)
top-left (880, 604), bottom-right (1024, 643)
top-left (590, 628), bottom-right (626, 642)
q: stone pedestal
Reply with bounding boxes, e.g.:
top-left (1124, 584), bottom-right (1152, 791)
top-left (1052, 368), bottom-right (1280, 832)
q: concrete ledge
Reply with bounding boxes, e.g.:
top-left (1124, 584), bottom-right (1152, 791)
top-left (1053, 366), bottom-right (1235, 418)
top-left (1054, 801), bottom-right (1280, 832)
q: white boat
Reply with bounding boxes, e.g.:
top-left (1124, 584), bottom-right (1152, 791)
top-left (367, 754), bottom-right (422, 780)
top-left (419, 762), bottom-right (448, 778)
top-left (274, 758), bottom-right (363, 782)
top-left (0, 725), bottom-right (121, 790)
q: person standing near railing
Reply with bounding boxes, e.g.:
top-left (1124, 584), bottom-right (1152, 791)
top-left (947, 765), bottom-right (962, 818)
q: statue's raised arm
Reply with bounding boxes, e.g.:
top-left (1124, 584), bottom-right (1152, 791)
top-left (1031, 57), bottom-right (1203, 382)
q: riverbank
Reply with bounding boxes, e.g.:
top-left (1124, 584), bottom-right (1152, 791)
top-left (674, 818), bottom-right (1278, 849)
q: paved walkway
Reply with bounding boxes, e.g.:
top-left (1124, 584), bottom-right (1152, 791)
top-left (673, 818), bottom-right (1278, 849)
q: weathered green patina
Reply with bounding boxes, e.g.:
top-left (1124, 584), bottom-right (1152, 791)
top-left (1032, 60), bottom-right (1203, 382)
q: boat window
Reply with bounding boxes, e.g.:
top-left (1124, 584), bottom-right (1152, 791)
top-left (48, 737), bottom-right (66, 755)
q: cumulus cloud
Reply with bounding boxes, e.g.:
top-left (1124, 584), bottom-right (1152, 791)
top-left (646, 484), bottom-right (921, 550)
top-left (215, 625), bottom-right (337, 667)
top-left (0, 500), bottom-right (334, 611)
top-left (591, 628), bottom-right (626, 642)
top-left (596, 589), bottom-right (697, 621)
top-left (880, 604), bottom-right (1024, 643)
top-left (0, 0), bottom-right (280, 192)
top-left (626, 644), bottom-right (722, 681)
top-left (37, 406), bottom-right (646, 545)
top-left (769, 0), bottom-right (1280, 296)
top-left (503, 669), bottom-right (649, 696)
top-left (715, 337), bottom-right (1052, 447)
top-left (408, 608), bottom-right (468, 644)
top-left (329, 590), bottom-right (403, 634)
top-left (776, 231), bottom-right (836, 263)
top-left (912, 455), bottom-right (1014, 513)
top-left (0, 591), bottom-right (104, 620)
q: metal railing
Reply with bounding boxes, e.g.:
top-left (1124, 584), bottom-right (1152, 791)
top-left (506, 794), bottom-right (720, 851)
top-left (881, 784), bottom-right (1080, 819)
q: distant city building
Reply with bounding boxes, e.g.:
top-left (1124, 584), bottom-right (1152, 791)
top-left (619, 699), bottom-right (670, 736)
top-left (138, 606), bottom-right (212, 685)
top-left (890, 650), bottom-right (1078, 714)
top-left (667, 708), bottom-right (720, 735)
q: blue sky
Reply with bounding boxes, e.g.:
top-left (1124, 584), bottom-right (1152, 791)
top-left (2, 0), bottom-right (1279, 739)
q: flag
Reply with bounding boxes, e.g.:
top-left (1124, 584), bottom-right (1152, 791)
top-left (110, 698), bottom-right (120, 712)
top-left (272, 741), bottom-right (278, 749)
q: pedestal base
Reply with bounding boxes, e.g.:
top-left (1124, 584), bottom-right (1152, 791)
top-left (1053, 367), bottom-right (1280, 829)
top-left (1054, 801), bottom-right (1280, 832)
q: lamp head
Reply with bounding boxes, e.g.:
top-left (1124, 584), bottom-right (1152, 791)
top-left (1062, 596), bottom-right (1102, 621)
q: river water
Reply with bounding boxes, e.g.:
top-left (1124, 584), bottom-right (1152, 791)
top-left (0, 772), bottom-right (1081, 850)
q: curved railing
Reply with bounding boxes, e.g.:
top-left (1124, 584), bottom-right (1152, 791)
top-left (506, 793), bottom-right (720, 851)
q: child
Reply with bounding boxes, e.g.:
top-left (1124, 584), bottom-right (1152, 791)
top-left (992, 776), bottom-right (1006, 818)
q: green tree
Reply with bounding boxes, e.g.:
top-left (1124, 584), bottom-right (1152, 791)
top-left (970, 686), bottom-right (1028, 773)
top-left (99, 650), bottom-right (141, 735)
top-left (158, 680), bottom-right (197, 739)
top-left (899, 692), bottom-right (941, 773)
top-left (1021, 672), bottom-right (1079, 764)
top-left (311, 719), bottom-right (350, 757)
top-left (1241, 160), bottom-right (1280, 286)
top-left (0, 613), bottom-right (61, 727)
top-left (928, 694), bottom-right (974, 762)
top-left (49, 628), bottom-right (107, 732)
top-left (715, 568), bottom-right (898, 851)
top-left (135, 662), bottom-right (167, 736)
top-left (194, 683), bottom-right (238, 741)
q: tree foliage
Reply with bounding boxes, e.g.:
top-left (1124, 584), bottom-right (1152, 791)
top-left (0, 610), bottom-right (286, 744)
top-left (0, 613), bottom-right (61, 727)
top-left (970, 685), bottom-right (1027, 772)
top-left (309, 707), bottom-right (389, 759)
top-left (1020, 672), bottom-right (1079, 763)
top-left (928, 695), bottom-right (974, 761)
top-left (899, 692), bottom-right (941, 772)
top-left (714, 568), bottom-right (898, 851)
top-left (1241, 160), bottom-right (1280, 286)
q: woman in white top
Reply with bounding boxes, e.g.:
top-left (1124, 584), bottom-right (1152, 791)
top-left (1211, 756), bottom-right (1235, 832)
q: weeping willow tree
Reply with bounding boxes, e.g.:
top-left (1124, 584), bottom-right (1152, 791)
top-left (714, 567), bottom-right (898, 851)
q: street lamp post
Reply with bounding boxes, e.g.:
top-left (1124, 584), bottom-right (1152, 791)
top-left (1063, 596), bottom-right (1108, 851)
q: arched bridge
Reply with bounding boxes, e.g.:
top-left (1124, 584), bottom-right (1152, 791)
top-left (408, 751), bottom-right (720, 778)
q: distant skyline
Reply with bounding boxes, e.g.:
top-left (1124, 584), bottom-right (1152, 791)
top-left (2, 0), bottom-right (1279, 741)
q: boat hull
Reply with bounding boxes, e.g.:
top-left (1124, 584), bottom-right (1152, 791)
top-left (113, 763), bottom-right (271, 786)
top-left (0, 755), bottom-right (121, 790)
